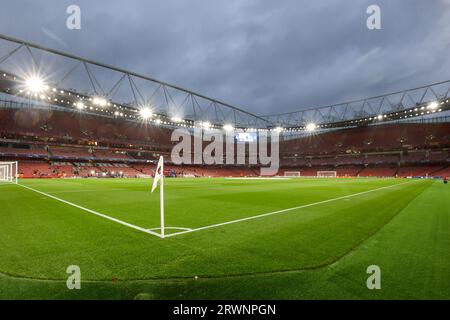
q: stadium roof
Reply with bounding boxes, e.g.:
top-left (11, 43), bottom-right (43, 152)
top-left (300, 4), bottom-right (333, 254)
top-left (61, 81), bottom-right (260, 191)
top-left (0, 33), bottom-right (449, 132)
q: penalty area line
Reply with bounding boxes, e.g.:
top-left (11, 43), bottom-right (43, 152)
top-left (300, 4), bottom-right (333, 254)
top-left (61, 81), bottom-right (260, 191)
top-left (165, 180), bottom-right (421, 238)
top-left (17, 184), bottom-right (163, 239)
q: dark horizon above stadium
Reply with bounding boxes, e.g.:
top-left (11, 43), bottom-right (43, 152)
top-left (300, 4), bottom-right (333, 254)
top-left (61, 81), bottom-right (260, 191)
top-left (1, 0), bottom-right (450, 116)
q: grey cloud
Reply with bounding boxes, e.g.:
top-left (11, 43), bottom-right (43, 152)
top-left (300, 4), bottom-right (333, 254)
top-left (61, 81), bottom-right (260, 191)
top-left (1, 0), bottom-right (449, 115)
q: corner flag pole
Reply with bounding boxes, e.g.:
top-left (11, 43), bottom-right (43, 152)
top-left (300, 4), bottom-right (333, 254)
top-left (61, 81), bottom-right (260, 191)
top-left (151, 156), bottom-right (165, 238)
top-left (160, 158), bottom-right (165, 238)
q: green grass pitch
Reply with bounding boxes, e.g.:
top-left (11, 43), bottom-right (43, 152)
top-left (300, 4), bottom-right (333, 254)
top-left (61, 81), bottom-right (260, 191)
top-left (0, 177), bottom-right (449, 299)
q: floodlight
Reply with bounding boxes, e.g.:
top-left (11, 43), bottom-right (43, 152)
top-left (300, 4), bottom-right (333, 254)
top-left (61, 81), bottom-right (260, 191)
top-left (201, 121), bottom-right (211, 129)
top-left (427, 101), bottom-right (438, 110)
top-left (93, 97), bottom-right (107, 107)
top-left (25, 76), bottom-right (47, 93)
top-left (305, 123), bottom-right (316, 131)
top-left (171, 116), bottom-right (183, 123)
top-left (377, 114), bottom-right (383, 120)
top-left (139, 107), bottom-right (153, 119)
top-left (223, 124), bottom-right (234, 131)
top-left (274, 127), bottom-right (284, 133)
top-left (76, 102), bottom-right (84, 110)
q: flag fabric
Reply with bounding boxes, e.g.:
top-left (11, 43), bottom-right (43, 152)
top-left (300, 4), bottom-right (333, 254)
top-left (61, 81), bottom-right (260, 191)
top-left (151, 156), bottom-right (163, 192)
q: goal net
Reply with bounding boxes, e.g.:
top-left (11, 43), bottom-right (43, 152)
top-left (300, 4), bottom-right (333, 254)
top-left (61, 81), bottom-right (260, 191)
top-left (284, 171), bottom-right (301, 177)
top-left (317, 171), bottom-right (337, 178)
top-left (0, 161), bottom-right (18, 184)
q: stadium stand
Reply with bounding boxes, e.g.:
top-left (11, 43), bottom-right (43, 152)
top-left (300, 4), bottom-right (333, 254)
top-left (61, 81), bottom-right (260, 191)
top-left (1, 106), bottom-right (449, 178)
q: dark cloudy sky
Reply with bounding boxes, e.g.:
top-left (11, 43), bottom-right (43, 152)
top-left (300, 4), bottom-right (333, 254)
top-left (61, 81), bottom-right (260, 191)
top-left (1, 0), bottom-right (449, 115)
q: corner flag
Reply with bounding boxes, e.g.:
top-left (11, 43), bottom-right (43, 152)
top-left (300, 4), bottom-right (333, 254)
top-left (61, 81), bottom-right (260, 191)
top-left (151, 156), bottom-right (163, 192)
top-left (151, 156), bottom-right (165, 238)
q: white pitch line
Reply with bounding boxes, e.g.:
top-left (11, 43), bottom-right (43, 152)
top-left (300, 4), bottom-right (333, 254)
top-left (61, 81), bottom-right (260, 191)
top-left (225, 177), bottom-right (291, 180)
top-left (147, 227), bottom-right (193, 231)
top-left (164, 180), bottom-right (421, 238)
top-left (43, 188), bottom-right (119, 194)
top-left (17, 184), bottom-right (163, 238)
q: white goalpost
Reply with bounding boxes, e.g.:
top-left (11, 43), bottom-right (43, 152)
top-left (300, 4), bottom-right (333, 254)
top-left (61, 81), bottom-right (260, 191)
top-left (284, 171), bottom-right (301, 177)
top-left (317, 170), bottom-right (337, 178)
top-left (0, 161), bottom-right (18, 184)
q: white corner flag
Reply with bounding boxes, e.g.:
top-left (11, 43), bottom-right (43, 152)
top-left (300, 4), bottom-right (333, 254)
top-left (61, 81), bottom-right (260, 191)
top-left (151, 156), bottom-right (165, 238)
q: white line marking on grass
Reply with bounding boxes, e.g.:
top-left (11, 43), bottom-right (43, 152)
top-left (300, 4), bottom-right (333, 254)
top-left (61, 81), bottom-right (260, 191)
top-left (225, 177), bottom-right (291, 180)
top-left (44, 189), bottom-right (119, 194)
top-left (17, 184), bottom-right (163, 238)
top-left (164, 180), bottom-right (421, 238)
top-left (147, 227), bottom-right (193, 232)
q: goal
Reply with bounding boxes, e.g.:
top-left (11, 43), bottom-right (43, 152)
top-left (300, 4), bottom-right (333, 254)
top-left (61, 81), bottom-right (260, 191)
top-left (284, 171), bottom-right (301, 177)
top-left (0, 161), bottom-right (18, 184)
top-left (317, 171), bottom-right (337, 178)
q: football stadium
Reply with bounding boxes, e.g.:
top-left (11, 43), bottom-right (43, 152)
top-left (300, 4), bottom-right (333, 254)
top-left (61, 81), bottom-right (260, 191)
top-left (0, 1), bottom-right (450, 304)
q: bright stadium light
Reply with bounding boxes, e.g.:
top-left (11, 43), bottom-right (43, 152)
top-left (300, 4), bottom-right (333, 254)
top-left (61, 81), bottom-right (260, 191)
top-left (274, 127), bottom-right (283, 133)
top-left (377, 114), bottom-right (383, 120)
top-left (139, 107), bottom-right (153, 119)
top-left (25, 76), bottom-right (48, 93)
top-left (201, 121), bottom-right (211, 129)
top-left (427, 101), bottom-right (438, 110)
top-left (75, 102), bottom-right (84, 110)
top-left (305, 123), bottom-right (316, 131)
top-left (93, 97), bottom-right (107, 107)
top-left (171, 116), bottom-right (183, 123)
top-left (223, 124), bottom-right (234, 131)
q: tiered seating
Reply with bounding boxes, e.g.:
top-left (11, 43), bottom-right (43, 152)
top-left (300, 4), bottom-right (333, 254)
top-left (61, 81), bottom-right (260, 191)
top-left (281, 122), bottom-right (450, 155)
top-left (310, 157), bottom-right (336, 166)
top-left (364, 154), bottom-right (399, 165)
top-left (132, 164), bottom-right (154, 175)
top-left (72, 163), bottom-right (101, 176)
top-left (397, 166), bottom-right (443, 177)
top-left (428, 151), bottom-right (449, 162)
top-left (336, 167), bottom-right (363, 177)
top-left (18, 161), bottom-right (55, 178)
top-left (93, 150), bottom-right (131, 160)
top-left (1, 105), bottom-right (449, 178)
top-left (0, 107), bottom-right (173, 148)
top-left (358, 167), bottom-right (398, 177)
top-left (51, 147), bottom-right (93, 159)
top-left (52, 162), bottom-right (75, 176)
top-left (403, 151), bottom-right (427, 163)
top-left (0, 146), bottom-right (48, 157)
top-left (431, 166), bottom-right (450, 177)
top-left (335, 155), bottom-right (364, 165)
top-left (107, 163), bottom-right (141, 177)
